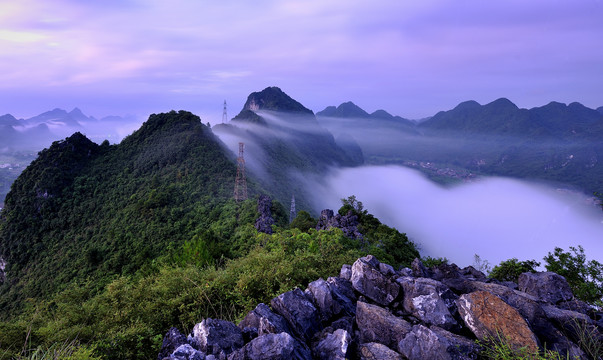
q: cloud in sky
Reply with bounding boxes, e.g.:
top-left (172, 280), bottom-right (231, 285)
top-left (1, 0), bottom-right (602, 120)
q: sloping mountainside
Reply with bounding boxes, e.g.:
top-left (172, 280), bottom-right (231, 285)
top-left (213, 87), bottom-right (363, 209)
top-left (317, 99), bottom-right (603, 194)
top-left (0, 111), bottom-right (241, 315)
top-left (0, 105), bottom-right (418, 359)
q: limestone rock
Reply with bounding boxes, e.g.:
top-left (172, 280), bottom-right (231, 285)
top-left (270, 288), bottom-right (321, 342)
top-left (351, 256), bottom-right (400, 306)
top-left (238, 303), bottom-right (292, 336)
top-left (158, 327), bottom-right (188, 360)
top-left (190, 319), bottom-right (244, 356)
top-left (315, 209), bottom-right (363, 239)
top-left (254, 195), bottom-right (275, 234)
top-left (358, 342), bottom-right (403, 360)
top-left (397, 277), bottom-right (459, 330)
top-left (457, 291), bottom-right (539, 353)
top-left (169, 344), bottom-right (206, 360)
top-left (339, 264), bottom-right (352, 280)
top-left (397, 324), bottom-right (479, 360)
top-left (227, 332), bottom-right (311, 360)
top-left (356, 301), bottom-right (412, 349)
top-left (326, 276), bottom-right (356, 316)
top-left (518, 272), bottom-right (573, 304)
top-left (312, 329), bottom-right (350, 360)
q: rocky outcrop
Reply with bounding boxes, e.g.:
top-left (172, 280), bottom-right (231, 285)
top-left (254, 195), bottom-right (274, 234)
top-left (159, 256), bottom-right (603, 360)
top-left (315, 209), bottom-right (363, 240)
top-left (0, 256), bottom-right (6, 283)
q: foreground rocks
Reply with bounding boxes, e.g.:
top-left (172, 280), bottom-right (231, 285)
top-left (159, 255), bottom-right (602, 360)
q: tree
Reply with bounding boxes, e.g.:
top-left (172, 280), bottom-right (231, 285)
top-left (543, 246), bottom-right (603, 305)
top-left (489, 258), bottom-right (540, 282)
top-left (290, 210), bottom-right (316, 232)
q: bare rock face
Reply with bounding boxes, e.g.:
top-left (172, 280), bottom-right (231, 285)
top-left (157, 328), bottom-right (188, 360)
top-left (397, 277), bottom-right (459, 330)
top-left (270, 288), bottom-right (322, 342)
top-left (356, 301), bottom-right (412, 349)
top-left (254, 195), bottom-right (275, 234)
top-left (397, 324), bottom-right (479, 360)
top-left (457, 291), bottom-right (539, 353)
top-left (358, 342), bottom-right (403, 360)
top-left (351, 256), bottom-right (400, 306)
top-left (312, 328), bottom-right (351, 360)
top-left (315, 209), bottom-right (363, 239)
top-left (190, 319), bottom-right (244, 357)
top-left (518, 272), bottom-right (573, 304)
top-left (238, 303), bottom-right (292, 337)
top-left (227, 332), bottom-right (311, 360)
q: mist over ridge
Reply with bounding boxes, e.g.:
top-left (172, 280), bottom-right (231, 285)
top-left (308, 165), bottom-right (603, 268)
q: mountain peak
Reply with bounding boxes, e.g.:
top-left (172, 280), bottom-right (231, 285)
top-left (242, 87), bottom-right (313, 115)
top-left (487, 98), bottom-right (518, 111)
top-left (316, 101), bottom-right (370, 118)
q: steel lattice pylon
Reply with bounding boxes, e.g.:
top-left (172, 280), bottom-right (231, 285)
top-left (234, 142), bottom-right (248, 201)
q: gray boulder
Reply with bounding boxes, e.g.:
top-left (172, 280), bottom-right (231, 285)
top-left (254, 195), bottom-right (275, 234)
top-left (190, 319), bottom-right (244, 356)
top-left (397, 277), bottom-right (459, 330)
top-left (238, 303), bottom-right (292, 336)
top-left (227, 332), bottom-right (311, 360)
top-left (169, 344), bottom-right (205, 360)
top-left (351, 256), bottom-right (400, 306)
top-left (306, 278), bottom-right (338, 323)
top-left (339, 264), bottom-right (352, 280)
top-left (518, 272), bottom-right (573, 304)
top-left (158, 327), bottom-right (188, 360)
top-left (312, 328), bottom-right (350, 360)
top-left (270, 288), bottom-right (322, 342)
top-left (397, 325), bottom-right (479, 360)
top-left (356, 301), bottom-right (412, 349)
top-left (358, 342), bottom-right (403, 360)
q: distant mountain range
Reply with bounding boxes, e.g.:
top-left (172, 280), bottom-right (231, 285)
top-left (317, 98), bottom-right (603, 194)
top-left (0, 108), bottom-right (138, 151)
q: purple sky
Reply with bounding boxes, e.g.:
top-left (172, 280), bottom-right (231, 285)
top-left (1, 0), bottom-right (602, 122)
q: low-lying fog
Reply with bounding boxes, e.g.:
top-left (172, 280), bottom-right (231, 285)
top-left (309, 165), bottom-right (603, 268)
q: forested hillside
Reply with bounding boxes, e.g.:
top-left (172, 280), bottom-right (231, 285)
top-left (0, 108), bottom-right (418, 359)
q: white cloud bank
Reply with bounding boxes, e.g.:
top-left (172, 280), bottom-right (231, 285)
top-left (310, 165), bottom-right (603, 268)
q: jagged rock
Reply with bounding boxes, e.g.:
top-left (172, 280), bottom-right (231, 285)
top-left (358, 342), bottom-right (403, 360)
top-left (238, 303), bottom-right (292, 336)
top-left (457, 291), bottom-right (539, 353)
top-left (397, 324), bottom-right (479, 360)
top-left (379, 262), bottom-right (396, 277)
top-left (460, 266), bottom-right (487, 282)
top-left (270, 288), bottom-right (322, 342)
top-left (315, 209), bottom-right (363, 239)
top-left (397, 277), bottom-right (459, 330)
top-left (168, 344), bottom-right (206, 360)
top-left (518, 272), bottom-right (573, 304)
top-left (411, 258), bottom-right (429, 278)
top-left (254, 195), bottom-right (275, 234)
top-left (326, 276), bottom-right (356, 316)
top-left (158, 327), bottom-right (188, 360)
top-left (227, 332), bottom-right (311, 360)
top-left (351, 256), bottom-right (400, 306)
top-left (190, 319), bottom-right (244, 356)
top-left (557, 299), bottom-right (596, 318)
top-left (306, 278), bottom-right (337, 323)
top-left (541, 304), bottom-right (603, 344)
top-left (241, 327), bottom-right (258, 343)
top-left (312, 328), bottom-right (350, 360)
top-left (356, 301), bottom-right (412, 349)
top-left (339, 264), bottom-right (352, 280)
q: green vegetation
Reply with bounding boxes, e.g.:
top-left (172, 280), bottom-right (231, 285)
top-left (543, 246), bottom-right (603, 305)
top-left (477, 333), bottom-right (572, 360)
top-left (489, 258), bottom-right (540, 282)
top-left (0, 109), bottom-right (419, 359)
top-left (0, 198), bottom-right (418, 359)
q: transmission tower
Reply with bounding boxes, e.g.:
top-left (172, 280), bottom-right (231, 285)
top-left (222, 100), bottom-right (228, 124)
top-left (234, 142), bottom-right (248, 201)
top-left (289, 194), bottom-right (297, 223)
